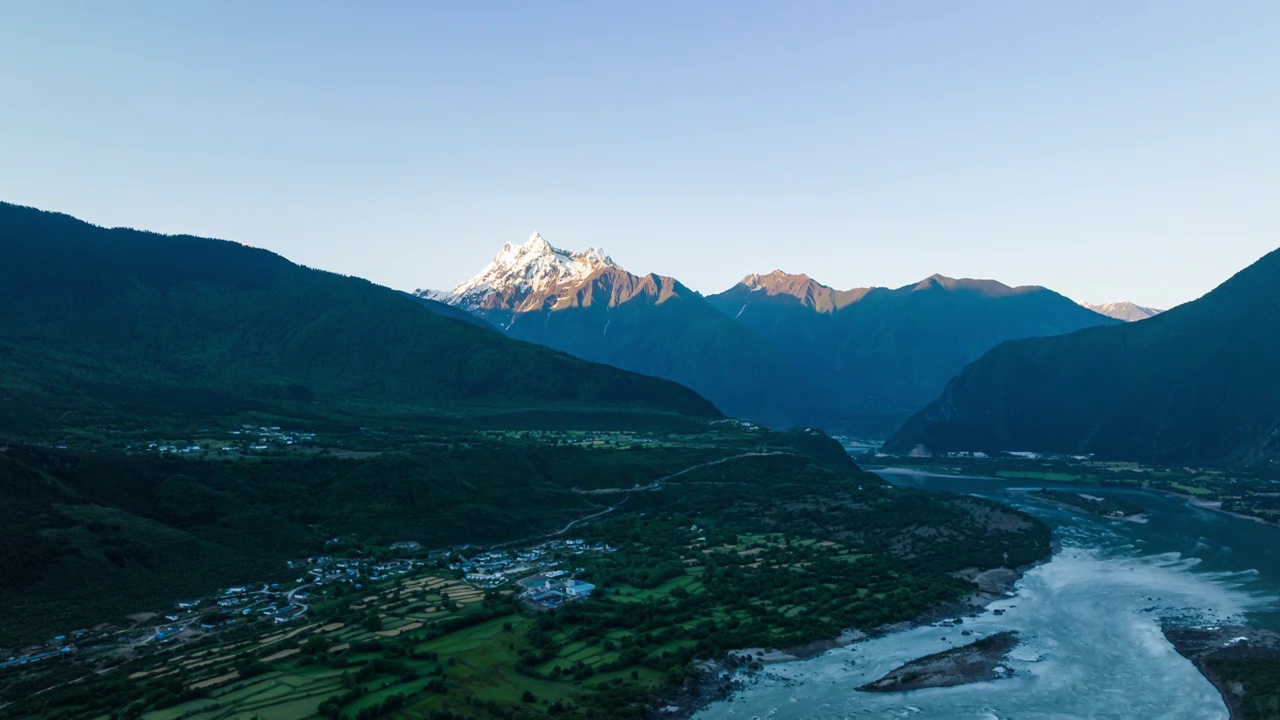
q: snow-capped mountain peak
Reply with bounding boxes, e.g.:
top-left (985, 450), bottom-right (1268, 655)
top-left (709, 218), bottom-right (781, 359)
top-left (1080, 300), bottom-right (1163, 322)
top-left (426, 232), bottom-right (615, 311)
top-left (741, 269), bottom-right (811, 290)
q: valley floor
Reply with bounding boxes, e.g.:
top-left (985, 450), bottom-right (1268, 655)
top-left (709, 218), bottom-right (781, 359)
top-left (0, 436), bottom-right (1050, 720)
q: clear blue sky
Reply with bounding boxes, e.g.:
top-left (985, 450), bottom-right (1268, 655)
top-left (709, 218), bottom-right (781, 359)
top-left (3, 1), bottom-right (1278, 309)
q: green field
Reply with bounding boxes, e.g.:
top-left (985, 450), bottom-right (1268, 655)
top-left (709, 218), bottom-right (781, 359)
top-left (4, 449), bottom-right (1052, 720)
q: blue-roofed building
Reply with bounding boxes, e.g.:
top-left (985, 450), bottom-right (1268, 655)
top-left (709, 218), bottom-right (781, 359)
top-left (519, 574), bottom-right (596, 607)
top-left (564, 581), bottom-right (595, 598)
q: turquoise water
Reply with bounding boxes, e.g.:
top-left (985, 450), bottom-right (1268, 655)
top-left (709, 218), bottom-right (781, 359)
top-left (693, 469), bottom-right (1280, 719)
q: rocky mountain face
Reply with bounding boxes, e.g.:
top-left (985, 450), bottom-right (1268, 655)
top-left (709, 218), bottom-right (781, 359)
top-left (1081, 301), bottom-right (1163, 322)
top-left (420, 233), bottom-right (613, 313)
top-left (422, 235), bottom-right (1120, 436)
top-left (423, 237), bottom-right (821, 428)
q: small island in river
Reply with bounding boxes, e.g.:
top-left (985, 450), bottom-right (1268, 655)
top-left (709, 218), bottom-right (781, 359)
top-left (857, 631), bottom-right (1020, 693)
top-left (1031, 489), bottom-right (1145, 518)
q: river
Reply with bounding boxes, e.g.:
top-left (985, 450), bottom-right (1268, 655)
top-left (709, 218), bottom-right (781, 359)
top-left (693, 468), bottom-right (1280, 719)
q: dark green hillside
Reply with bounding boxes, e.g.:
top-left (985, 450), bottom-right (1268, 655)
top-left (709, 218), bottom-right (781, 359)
top-left (409, 292), bottom-right (497, 329)
top-left (707, 272), bottom-right (1118, 435)
top-left (887, 248), bottom-right (1280, 464)
top-left (0, 202), bottom-right (718, 443)
top-left (489, 268), bottom-right (822, 429)
top-left (0, 428), bottom-right (828, 643)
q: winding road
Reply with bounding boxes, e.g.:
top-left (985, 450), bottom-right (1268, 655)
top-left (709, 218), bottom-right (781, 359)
top-left (551, 451), bottom-right (791, 536)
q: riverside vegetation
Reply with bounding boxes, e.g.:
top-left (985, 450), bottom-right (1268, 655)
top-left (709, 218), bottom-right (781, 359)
top-left (0, 430), bottom-right (1051, 720)
top-left (876, 454), bottom-right (1280, 524)
top-left (877, 454), bottom-right (1280, 717)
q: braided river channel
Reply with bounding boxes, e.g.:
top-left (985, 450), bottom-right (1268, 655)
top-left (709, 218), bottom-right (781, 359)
top-left (694, 468), bottom-right (1280, 719)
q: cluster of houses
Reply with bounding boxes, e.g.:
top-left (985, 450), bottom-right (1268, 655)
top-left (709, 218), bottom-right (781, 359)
top-left (0, 646), bottom-right (72, 670)
top-left (938, 450), bottom-right (1094, 461)
top-left (161, 548), bottom-right (436, 638)
top-left (454, 539), bottom-right (615, 590)
top-left (367, 560), bottom-right (416, 582)
top-left (128, 426), bottom-right (318, 456)
top-left (287, 554), bottom-right (421, 587)
top-left (0, 631), bottom-right (87, 670)
top-left (518, 573), bottom-right (597, 609)
top-left (9, 534), bottom-right (617, 674)
top-left (449, 538), bottom-right (611, 607)
top-left (227, 425), bottom-right (314, 443)
top-left (551, 434), bottom-right (656, 447)
top-left (208, 585), bottom-right (304, 624)
top-left (296, 556), bottom-right (359, 585)
top-left (218, 426), bottom-right (317, 453)
top-left (135, 443), bottom-right (204, 454)
top-left (479, 430), bottom-right (662, 447)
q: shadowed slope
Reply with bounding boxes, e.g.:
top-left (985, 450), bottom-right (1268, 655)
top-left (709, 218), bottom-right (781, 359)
top-left (887, 247), bottom-right (1280, 464)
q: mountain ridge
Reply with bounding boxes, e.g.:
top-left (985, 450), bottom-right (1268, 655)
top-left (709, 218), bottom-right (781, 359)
top-left (1081, 300), bottom-right (1164, 322)
top-left (423, 232), bottom-right (615, 313)
top-left (0, 202), bottom-right (721, 441)
top-left (705, 269), bottom-right (1120, 432)
top-left (422, 235), bottom-right (1120, 435)
top-left (887, 247), bottom-right (1280, 463)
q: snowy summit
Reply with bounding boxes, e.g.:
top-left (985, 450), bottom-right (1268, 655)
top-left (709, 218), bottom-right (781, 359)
top-left (422, 232), bottom-right (614, 312)
top-left (1080, 301), bottom-right (1163, 322)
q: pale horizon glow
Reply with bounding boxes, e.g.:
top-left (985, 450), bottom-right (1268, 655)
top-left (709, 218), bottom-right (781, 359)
top-left (3, 2), bottom-right (1279, 310)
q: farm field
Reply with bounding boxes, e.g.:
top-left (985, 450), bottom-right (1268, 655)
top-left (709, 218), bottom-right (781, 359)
top-left (4, 447), bottom-right (1051, 720)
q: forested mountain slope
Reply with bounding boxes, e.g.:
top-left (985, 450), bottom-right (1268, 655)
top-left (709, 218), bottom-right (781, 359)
top-left (887, 248), bottom-right (1280, 464)
top-left (705, 271), bottom-right (1119, 433)
top-left (0, 202), bottom-right (719, 443)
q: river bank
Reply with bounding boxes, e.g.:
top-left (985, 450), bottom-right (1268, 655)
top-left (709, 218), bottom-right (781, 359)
top-left (1174, 493), bottom-right (1277, 527)
top-left (1164, 625), bottom-right (1280, 720)
top-left (689, 465), bottom-right (1280, 718)
top-left (654, 466), bottom-right (1052, 718)
top-left (875, 463), bottom-right (1280, 529)
top-left (654, 558), bottom-right (1035, 718)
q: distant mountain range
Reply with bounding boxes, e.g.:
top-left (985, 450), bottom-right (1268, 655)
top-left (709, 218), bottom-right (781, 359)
top-left (1080, 301), bottom-right (1163, 322)
top-left (422, 234), bottom-right (1119, 435)
top-left (887, 247), bottom-right (1280, 464)
top-left (0, 204), bottom-right (719, 441)
top-left (420, 234), bottom-right (819, 429)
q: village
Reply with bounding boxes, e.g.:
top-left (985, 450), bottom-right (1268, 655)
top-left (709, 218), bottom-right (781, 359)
top-left (477, 428), bottom-right (671, 449)
top-left (123, 425), bottom-right (319, 456)
top-left (0, 533), bottom-right (609, 672)
top-left (451, 538), bottom-right (612, 607)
